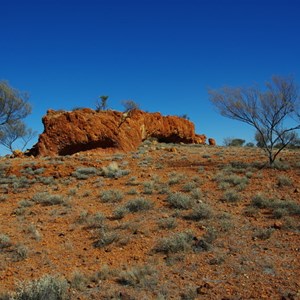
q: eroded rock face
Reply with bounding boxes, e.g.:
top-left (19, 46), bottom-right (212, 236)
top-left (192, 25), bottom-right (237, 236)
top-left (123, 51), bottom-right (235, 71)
top-left (30, 109), bottom-right (207, 156)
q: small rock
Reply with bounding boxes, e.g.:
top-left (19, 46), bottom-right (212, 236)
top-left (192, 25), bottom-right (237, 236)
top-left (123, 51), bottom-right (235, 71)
top-left (12, 150), bottom-right (24, 158)
top-left (196, 282), bottom-right (213, 294)
top-left (168, 147), bottom-right (177, 153)
top-left (273, 221), bottom-right (283, 229)
top-left (208, 138), bottom-right (216, 146)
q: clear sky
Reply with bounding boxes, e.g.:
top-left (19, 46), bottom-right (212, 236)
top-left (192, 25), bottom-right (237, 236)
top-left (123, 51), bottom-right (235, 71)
top-left (1, 0), bottom-right (300, 151)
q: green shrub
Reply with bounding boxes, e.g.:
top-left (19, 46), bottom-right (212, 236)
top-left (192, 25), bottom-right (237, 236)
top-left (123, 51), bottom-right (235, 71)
top-left (230, 161), bottom-right (249, 169)
top-left (198, 166), bottom-right (205, 173)
top-left (101, 162), bottom-right (129, 178)
top-left (13, 207), bottom-right (26, 216)
top-left (251, 194), bottom-right (269, 208)
top-left (18, 199), bottom-right (33, 208)
top-left (14, 275), bottom-right (69, 300)
top-left (0, 234), bottom-right (11, 249)
top-left (277, 175), bottom-right (293, 187)
top-left (208, 255), bottom-right (225, 266)
top-left (222, 190), bottom-right (240, 202)
top-left (218, 182), bottom-right (231, 190)
top-left (68, 188), bottom-right (77, 196)
top-left (186, 203), bottom-right (213, 221)
top-left (218, 218), bottom-right (234, 232)
top-left (154, 231), bottom-right (194, 254)
top-left (76, 211), bottom-right (89, 224)
top-left (72, 167), bottom-right (98, 179)
top-left (282, 216), bottom-right (300, 231)
top-left (137, 159), bottom-right (152, 167)
top-left (0, 195), bottom-right (8, 203)
top-left (93, 178), bottom-right (104, 188)
top-left (150, 174), bottom-right (161, 183)
top-left (85, 213), bottom-right (106, 229)
top-left (70, 271), bottom-right (88, 291)
top-left (91, 264), bottom-right (111, 281)
top-left (125, 198), bottom-right (153, 212)
top-left (157, 217), bottom-right (177, 229)
top-left (182, 182), bottom-right (196, 192)
top-left (117, 265), bottom-right (157, 288)
top-left (100, 189), bottom-right (124, 203)
top-left (93, 230), bottom-right (119, 248)
top-left (215, 173), bottom-right (248, 190)
top-left (13, 244), bottom-right (28, 261)
top-left (272, 208), bottom-right (289, 219)
top-left (268, 201), bottom-right (300, 219)
top-left (191, 188), bottom-right (202, 200)
top-left (193, 227), bottom-right (217, 252)
top-left (143, 181), bottom-right (154, 194)
top-left (12, 176), bottom-right (36, 191)
top-left (250, 194), bottom-right (300, 217)
top-left (26, 225), bottom-right (41, 241)
top-left (112, 206), bottom-right (129, 219)
top-left (157, 183), bottom-right (170, 194)
top-left (126, 176), bottom-right (139, 186)
top-left (166, 192), bottom-right (193, 209)
top-left (168, 172), bottom-right (184, 185)
top-left (243, 206), bottom-right (259, 217)
top-left (272, 161), bottom-right (290, 170)
top-left (246, 172), bottom-right (253, 178)
top-left (21, 167), bottom-right (45, 176)
top-left (39, 177), bottom-right (56, 185)
top-left (127, 188), bottom-right (138, 195)
top-left (253, 228), bottom-right (274, 240)
top-left (112, 154), bottom-right (124, 161)
top-left (31, 193), bottom-right (66, 206)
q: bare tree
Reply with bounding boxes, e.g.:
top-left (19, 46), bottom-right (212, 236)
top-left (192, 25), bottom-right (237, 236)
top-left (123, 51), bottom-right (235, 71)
top-left (209, 76), bottom-right (300, 165)
top-left (0, 121), bottom-right (36, 152)
top-left (0, 81), bottom-right (33, 153)
top-left (20, 127), bottom-right (37, 151)
top-left (122, 100), bottom-right (140, 113)
top-left (0, 81), bottom-right (31, 125)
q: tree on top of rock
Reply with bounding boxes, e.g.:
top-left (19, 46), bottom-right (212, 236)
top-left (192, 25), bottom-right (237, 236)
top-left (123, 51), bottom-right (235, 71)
top-left (122, 100), bottom-right (140, 113)
top-left (96, 95), bottom-right (109, 111)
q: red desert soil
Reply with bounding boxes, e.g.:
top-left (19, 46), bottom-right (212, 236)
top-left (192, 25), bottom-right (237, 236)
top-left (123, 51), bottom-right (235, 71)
top-left (0, 142), bottom-right (299, 299)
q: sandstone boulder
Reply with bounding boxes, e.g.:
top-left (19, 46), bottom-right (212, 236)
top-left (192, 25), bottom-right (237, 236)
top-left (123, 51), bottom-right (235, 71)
top-left (208, 138), bottom-right (216, 146)
top-left (12, 150), bottom-right (24, 158)
top-left (30, 109), bottom-right (207, 156)
top-left (195, 134), bottom-right (206, 144)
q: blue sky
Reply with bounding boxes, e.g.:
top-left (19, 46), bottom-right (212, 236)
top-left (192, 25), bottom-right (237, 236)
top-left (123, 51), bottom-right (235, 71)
top-left (1, 0), bottom-right (300, 151)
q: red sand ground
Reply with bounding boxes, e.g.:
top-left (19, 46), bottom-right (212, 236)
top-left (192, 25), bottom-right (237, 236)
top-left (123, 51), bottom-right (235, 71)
top-left (0, 142), bottom-right (299, 299)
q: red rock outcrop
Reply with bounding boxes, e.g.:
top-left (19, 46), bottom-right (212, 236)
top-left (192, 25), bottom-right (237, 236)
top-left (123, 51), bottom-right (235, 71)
top-left (195, 134), bottom-right (207, 144)
top-left (30, 109), bottom-right (207, 156)
top-left (208, 138), bottom-right (216, 146)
